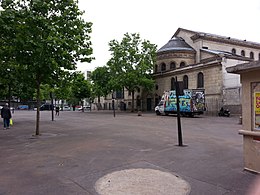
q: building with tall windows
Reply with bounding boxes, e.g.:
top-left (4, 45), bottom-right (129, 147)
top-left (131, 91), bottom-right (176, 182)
top-left (83, 69), bottom-right (92, 81)
top-left (95, 28), bottom-right (260, 114)
top-left (152, 28), bottom-right (260, 115)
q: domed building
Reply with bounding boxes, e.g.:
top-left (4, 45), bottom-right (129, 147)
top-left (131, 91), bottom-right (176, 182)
top-left (152, 28), bottom-right (260, 115)
top-left (155, 36), bottom-right (196, 90)
top-left (95, 28), bottom-right (260, 114)
top-left (151, 36), bottom-right (196, 109)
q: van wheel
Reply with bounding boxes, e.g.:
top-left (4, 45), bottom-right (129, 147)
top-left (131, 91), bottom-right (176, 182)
top-left (189, 113), bottom-right (194, 117)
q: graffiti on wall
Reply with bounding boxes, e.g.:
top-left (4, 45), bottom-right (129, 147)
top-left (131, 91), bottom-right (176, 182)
top-left (163, 89), bottom-right (205, 112)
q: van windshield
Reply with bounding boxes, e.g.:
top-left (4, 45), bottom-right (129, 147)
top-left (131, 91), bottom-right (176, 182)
top-left (158, 101), bottom-right (164, 106)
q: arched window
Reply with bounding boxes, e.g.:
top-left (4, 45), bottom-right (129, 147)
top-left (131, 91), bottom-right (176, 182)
top-left (197, 72), bottom-right (204, 88)
top-left (170, 62), bottom-right (176, 69)
top-left (183, 75), bottom-right (188, 89)
top-left (180, 61), bottom-right (186, 67)
top-left (155, 84), bottom-right (159, 90)
top-left (250, 52), bottom-right (254, 59)
top-left (161, 63), bottom-right (166, 71)
top-left (155, 64), bottom-right (158, 73)
top-left (241, 50), bottom-right (245, 56)
top-left (231, 48), bottom-right (236, 54)
top-left (171, 77), bottom-right (176, 90)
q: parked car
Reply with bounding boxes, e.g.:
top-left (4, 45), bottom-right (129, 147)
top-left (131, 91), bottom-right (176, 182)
top-left (75, 105), bottom-right (81, 110)
top-left (17, 105), bottom-right (29, 110)
top-left (78, 105), bottom-right (91, 111)
top-left (62, 106), bottom-right (71, 111)
top-left (40, 104), bottom-right (54, 111)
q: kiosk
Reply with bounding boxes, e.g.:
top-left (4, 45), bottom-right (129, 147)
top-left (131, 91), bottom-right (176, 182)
top-left (227, 61), bottom-right (260, 173)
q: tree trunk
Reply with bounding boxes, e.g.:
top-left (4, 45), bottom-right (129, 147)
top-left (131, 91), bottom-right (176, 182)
top-left (81, 100), bottom-right (84, 112)
top-left (8, 84), bottom-right (11, 108)
top-left (131, 90), bottom-right (135, 112)
top-left (61, 100), bottom-right (64, 110)
top-left (50, 92), bottom-right (54, 121)
top-left (36, 81), bottom-right (41, 135)
top-left (97, 96), bottom-right (101, 110)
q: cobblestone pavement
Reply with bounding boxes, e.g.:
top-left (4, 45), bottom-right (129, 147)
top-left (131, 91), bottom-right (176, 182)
top-left (0, 110), bottom-right (257, 195)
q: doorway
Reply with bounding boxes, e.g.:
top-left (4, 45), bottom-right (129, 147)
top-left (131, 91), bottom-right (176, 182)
top-left (147, 98), bottom-right (152, 111)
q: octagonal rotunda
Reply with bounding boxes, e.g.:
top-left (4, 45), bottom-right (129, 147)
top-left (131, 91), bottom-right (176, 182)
top-left (155, 37), bottom-right (196, 73)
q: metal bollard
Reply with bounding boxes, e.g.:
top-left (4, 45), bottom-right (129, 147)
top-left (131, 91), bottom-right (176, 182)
top-left (239, 116), bottom-right (242, 124)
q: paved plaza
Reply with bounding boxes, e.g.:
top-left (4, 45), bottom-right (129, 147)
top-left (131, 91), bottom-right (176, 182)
top-left (0, 110), bottom-right (258, 194)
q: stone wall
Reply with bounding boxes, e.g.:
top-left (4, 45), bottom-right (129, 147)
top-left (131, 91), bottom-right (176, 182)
top-left (205, 95), bottom-right (222, 116)
top-left (222, 87), bottom-right (242, 114)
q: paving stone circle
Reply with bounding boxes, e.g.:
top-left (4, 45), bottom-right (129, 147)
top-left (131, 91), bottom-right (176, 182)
top-left (95, 168), bottom-right (190, 195)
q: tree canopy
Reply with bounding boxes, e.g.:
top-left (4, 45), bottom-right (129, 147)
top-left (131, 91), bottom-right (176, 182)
top-left (107, 33), bottom-right (157, 111)
top-left (71, 72), bottom-right (92, 111)
top-left (0, 0), bottom-right (93, 135)
top-left (91, 66), bottom-right (111, 109)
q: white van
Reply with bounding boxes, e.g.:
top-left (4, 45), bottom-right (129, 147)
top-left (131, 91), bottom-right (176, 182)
top-left (155, 101), bottom-right (164, 115)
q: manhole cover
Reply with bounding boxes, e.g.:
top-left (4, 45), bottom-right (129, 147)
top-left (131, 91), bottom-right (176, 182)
top-left (95, 168), bottom-right (190, 195)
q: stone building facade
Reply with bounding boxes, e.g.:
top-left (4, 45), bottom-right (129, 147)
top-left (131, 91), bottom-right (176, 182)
top-left (94, 28), bottom-right (260, 114)
top-left (152, 28), bottom-right (260, 115)
top-left (92, 88), bottom-right (143, 111)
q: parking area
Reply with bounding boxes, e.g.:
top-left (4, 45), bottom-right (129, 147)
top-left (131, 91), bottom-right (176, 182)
top-left (0, 110), bottom-right (257, 194)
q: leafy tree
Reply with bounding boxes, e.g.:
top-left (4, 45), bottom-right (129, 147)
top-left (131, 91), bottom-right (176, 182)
top-left (71, 72), bottom-right (92, 112)
top-left (67, 95), bottom-right (79, 110)
top-left (0, 63), bottom-right (35, 105)
top-left (0, 68), bottom-right (12, 101)
top-left (91, 66), bottom-right (111, 109)
top-left (52, 71), bottom-right (74, 109)
top-left (107, 33), bottom-right (157, 112)
top-left (14, 81), bottom-right (35, 104)
top-left (0, 0), bottom-right (93, 135)
top-left (36, 84), bottom-right (52, 102)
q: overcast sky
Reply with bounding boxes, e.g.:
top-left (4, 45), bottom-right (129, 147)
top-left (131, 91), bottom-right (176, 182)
top-left (77, 0), bottom-right (260, 72)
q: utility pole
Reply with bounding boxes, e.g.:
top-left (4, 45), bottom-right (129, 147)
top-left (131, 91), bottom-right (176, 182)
top-left (112, 99), bottom-right (115, 117)
top-left (175, 76), bottom-right (183, 146)
top-left (50, 92), bottom-right (54, 121)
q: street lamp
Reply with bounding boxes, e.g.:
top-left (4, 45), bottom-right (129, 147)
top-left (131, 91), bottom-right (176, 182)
top-left (7, 68), bottom-right (11, 110)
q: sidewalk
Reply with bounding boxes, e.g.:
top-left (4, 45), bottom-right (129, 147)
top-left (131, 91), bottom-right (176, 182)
top-left (0, 110), bottom-right (257, 194)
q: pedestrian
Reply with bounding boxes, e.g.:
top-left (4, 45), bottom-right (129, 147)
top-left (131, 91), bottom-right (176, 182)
top-left (1, 103), bottom-right (12, 130)
top-left (55, 106), bottom-right (60, 116)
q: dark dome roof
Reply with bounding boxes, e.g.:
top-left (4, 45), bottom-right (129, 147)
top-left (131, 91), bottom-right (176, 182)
top-left (157, 37), bottom-right (195, 53)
